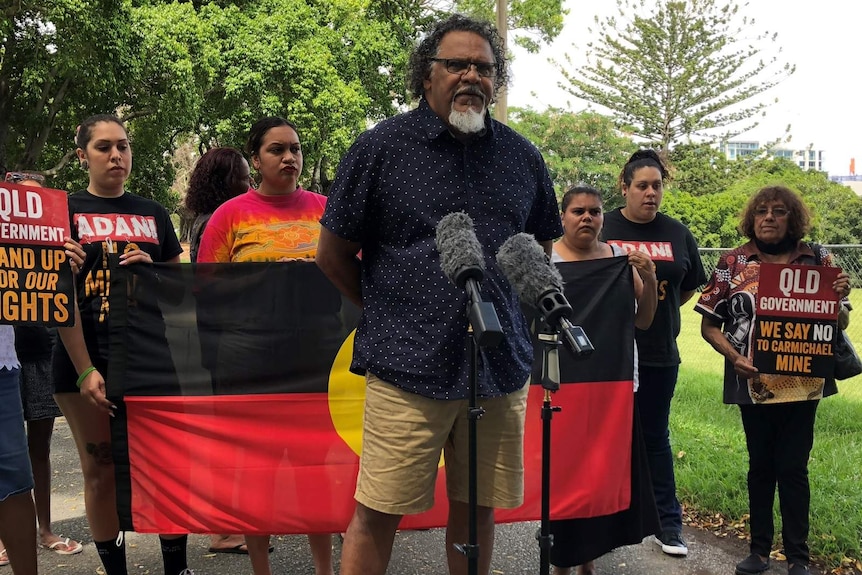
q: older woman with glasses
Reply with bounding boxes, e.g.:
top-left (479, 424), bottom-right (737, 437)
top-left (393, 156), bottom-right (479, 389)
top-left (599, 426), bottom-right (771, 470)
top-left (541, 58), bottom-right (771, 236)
top-left (695, 186), bottom-right (851, 575)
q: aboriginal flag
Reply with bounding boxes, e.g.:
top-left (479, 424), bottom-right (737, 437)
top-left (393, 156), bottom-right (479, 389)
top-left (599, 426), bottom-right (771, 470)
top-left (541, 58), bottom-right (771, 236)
top-left (109, 258), bottom-right (634, 534)
top-left (524, 257), bottom-right (635, 521)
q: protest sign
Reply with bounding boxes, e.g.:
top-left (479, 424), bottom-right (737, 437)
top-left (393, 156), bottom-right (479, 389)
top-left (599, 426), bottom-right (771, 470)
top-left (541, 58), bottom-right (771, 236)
top-left (754, 263), bottom-right (841, 378)
top-left (0, 181), bottom-right (73, 325)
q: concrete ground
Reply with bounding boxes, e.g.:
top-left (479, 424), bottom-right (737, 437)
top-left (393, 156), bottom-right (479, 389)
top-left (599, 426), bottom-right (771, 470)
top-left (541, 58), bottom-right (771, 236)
top-left (26, 417), bottom-right (818, 575)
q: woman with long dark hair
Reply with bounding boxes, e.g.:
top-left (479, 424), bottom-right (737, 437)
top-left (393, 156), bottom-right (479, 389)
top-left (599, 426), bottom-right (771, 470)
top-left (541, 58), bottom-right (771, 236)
top-left (184, 147), bottom-right (250, 264)
top-left (54, 114), bottom-right (191, 575)
top-left (198, 117), bottom-right (333, 575)
top-left (184, 146), bottom-right (252, 554)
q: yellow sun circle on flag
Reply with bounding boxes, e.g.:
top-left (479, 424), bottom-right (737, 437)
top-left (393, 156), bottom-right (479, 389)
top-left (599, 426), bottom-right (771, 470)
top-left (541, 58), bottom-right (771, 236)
top-left (328, 330), bottom-right (444, 468)
top-left (328, 331), bottom-right (366, 456)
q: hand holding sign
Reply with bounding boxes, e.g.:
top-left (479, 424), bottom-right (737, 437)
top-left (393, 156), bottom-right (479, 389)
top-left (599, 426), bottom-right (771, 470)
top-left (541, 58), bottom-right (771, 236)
top-left (64, 237), bottom-right (85, 274)
top-left (731, 353), bottom-right (759, 380)
top-left (833, 271), bottom-right (851, 299)
top-left (119, 248), bottom-right (154, 266)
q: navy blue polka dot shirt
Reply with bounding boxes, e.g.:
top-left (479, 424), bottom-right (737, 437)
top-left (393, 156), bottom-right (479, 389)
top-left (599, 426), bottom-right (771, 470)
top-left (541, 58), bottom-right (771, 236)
top-left (321, 99), bottom-right (562, 399)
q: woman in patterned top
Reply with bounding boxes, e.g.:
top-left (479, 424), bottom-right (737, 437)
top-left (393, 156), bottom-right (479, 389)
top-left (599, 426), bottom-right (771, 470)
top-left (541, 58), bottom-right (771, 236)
top-left (695, 186), bottom-right (851, 575)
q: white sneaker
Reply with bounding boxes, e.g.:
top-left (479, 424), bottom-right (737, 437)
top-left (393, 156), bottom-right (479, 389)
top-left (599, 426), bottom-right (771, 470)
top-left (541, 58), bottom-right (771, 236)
top-left (654, 531), bottom-right (688, 556)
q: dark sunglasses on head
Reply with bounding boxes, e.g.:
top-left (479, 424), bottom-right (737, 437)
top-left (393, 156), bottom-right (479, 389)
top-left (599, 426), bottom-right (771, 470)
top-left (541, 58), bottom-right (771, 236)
top-left (4, 171), bottom-right (46, 184)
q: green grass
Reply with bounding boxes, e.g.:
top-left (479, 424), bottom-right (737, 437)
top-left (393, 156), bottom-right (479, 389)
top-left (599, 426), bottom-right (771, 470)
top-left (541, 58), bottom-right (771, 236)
top-left (674, 292), bottom-right (862, 567)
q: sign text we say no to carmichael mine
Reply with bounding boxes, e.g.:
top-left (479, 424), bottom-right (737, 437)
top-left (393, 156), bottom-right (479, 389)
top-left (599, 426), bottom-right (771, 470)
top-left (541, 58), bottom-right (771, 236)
top-left (754, 263), bottom-right (842, 378)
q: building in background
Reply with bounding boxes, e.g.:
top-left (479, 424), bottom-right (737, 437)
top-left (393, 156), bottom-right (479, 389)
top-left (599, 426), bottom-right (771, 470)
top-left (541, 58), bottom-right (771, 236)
top-left (719, 141), bottom-right (861, 195)
top-left (829, 171), bottom-right (862, 197)
top-left (719, 141), bottom-right (825, 171)
top-left (720, 140), bottom-right (761, 161)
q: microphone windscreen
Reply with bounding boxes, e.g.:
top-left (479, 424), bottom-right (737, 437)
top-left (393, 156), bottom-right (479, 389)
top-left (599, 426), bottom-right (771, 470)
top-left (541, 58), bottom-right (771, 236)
top-left (435, 212), bottom-right (485, 286)
top-left (496, 233), bottom-right (562, 305)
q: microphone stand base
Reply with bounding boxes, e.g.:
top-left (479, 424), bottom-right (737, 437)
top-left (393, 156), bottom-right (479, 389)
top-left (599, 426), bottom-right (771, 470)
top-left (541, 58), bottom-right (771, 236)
top-left (453, 542), bottom-right (480, 559)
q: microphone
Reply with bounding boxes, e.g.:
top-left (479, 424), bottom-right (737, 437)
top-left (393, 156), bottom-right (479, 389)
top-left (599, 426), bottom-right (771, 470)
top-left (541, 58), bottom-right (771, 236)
top-left (436, 212), bottom-right (503, 347)
top-left (496, 233), bottom-right (593, 358)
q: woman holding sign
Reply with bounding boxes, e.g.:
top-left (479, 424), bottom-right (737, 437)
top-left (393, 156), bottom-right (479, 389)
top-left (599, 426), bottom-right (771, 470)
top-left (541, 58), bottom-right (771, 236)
top-left (0, 172), bottom-right (85, 560)
top-left (695, 186), bottom-right (851, 575)
top-left (53, 115), bottom-right (191, 575)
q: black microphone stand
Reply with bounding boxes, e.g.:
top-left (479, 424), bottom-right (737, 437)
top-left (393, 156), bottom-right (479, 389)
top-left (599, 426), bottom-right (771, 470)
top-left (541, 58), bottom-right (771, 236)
top-left (454, 277), bottom-right (502, 575)
top-left (533, 293), bottom-right (594, 575)
top-left (536, 322), bottom-right (562, 575)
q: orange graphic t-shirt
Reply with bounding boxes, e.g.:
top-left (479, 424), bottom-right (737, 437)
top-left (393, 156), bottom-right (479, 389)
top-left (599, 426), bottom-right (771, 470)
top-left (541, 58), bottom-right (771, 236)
top-left (197, 187), bottom-right (327, 263)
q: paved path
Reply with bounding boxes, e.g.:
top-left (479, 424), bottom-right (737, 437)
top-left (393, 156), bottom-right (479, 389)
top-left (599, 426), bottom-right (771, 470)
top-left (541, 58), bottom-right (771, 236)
top-left (34, 417), bottom-right (817, 575)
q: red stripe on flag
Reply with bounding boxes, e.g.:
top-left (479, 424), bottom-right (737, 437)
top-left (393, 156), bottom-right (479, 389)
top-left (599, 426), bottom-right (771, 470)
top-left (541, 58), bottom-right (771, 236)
top-left (126, 381), bottom-right (633, 534)
top-left (512, 381), bottom-right (633, 522)
top-left (126, 394), bottom-right (358, 534)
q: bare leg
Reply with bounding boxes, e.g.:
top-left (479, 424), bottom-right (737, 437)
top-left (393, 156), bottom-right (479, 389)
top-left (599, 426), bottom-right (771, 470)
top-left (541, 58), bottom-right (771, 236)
top-left (28, 417), bottom-right (75, 548)
top-left (577, 561), bottom-right (597, 575)
top-left (246, 534), bottom-right (272, 575)
top-left (445, 501), bottom-right (495, 575)
top-left (0, 491), bottom-right (38, 575)
top-left (308, 533), bottom-right (334, 575)
top-left (54, 393), bottom-right (120, 541)
top-left (553, 567), bottom-right (573, 575)
top-left (339, 503), bottom-right (402, 575)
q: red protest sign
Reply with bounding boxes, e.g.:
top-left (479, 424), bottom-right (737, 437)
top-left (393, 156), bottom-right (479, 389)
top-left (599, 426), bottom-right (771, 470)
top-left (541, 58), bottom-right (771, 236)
top-left (0, 182), bottom-right (70, 245)
top-left (0, 182), bottom-right (73, 326)
top-left (753, 263), bottom-right (841, 380)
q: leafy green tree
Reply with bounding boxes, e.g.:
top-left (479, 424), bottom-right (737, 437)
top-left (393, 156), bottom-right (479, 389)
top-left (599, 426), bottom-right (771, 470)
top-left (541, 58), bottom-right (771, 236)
top-left (198, 0), bottom-right (414, 192)
top-left (0, 1), bottom-right (138, 178)
top-left (664, 154), bottom-right (862, 247)
top-left (452, 0), bottom-right (567, 51)
top-left (2, 0), bottom-right (420, 208)
top-left (556, 0), bottom-right (794, 152)
top-left (509, 107), bottom-right (634, 208)
top-left (661, 189), bottom-right (748, 247)
top-left (667, 142), bottom-right (747, 196)
top-left (722, 159), bottom-right (862, 244)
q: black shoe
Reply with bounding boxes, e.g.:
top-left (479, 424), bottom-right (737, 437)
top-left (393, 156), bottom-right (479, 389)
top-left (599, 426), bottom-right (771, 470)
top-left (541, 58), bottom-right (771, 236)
top-left (788, 564), bottom-right (809, 575)
top-left (735, 553), bottom-right (769, 575)
top-left (653, 530), bottom-right (688, 556)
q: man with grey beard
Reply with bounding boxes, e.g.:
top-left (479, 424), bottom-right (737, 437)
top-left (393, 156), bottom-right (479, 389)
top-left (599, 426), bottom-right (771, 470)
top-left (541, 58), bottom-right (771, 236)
top-left (316, 13), bottom-right (561, 575)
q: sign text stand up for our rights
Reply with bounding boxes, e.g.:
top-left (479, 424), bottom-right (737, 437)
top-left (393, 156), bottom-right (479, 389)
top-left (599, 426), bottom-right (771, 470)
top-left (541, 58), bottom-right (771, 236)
top-left (0, 181), bottom-right (74, 326)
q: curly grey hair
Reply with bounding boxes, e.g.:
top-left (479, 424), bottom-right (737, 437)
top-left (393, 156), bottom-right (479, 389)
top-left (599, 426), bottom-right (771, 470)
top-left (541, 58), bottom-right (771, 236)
top-left (407, 14), bottom-right (508, 101)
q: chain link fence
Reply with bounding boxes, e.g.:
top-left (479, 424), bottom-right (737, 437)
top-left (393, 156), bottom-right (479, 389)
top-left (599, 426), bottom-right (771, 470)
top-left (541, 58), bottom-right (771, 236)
top-left (681, 245), bottom-right (862, 381)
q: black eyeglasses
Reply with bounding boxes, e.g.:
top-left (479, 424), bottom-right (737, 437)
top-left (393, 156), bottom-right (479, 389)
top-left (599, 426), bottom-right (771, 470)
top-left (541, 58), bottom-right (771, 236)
top-left (4, 172), bottom-right (45, 184)
top-left (754, 206), bottom-right (789, 218)
top-left (430, 58), bottom-right (497, 78)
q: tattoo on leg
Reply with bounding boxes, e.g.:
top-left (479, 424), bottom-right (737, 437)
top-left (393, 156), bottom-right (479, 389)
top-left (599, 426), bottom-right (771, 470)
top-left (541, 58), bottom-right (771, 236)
top-left (86, 442), bottom-right (114, 465)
